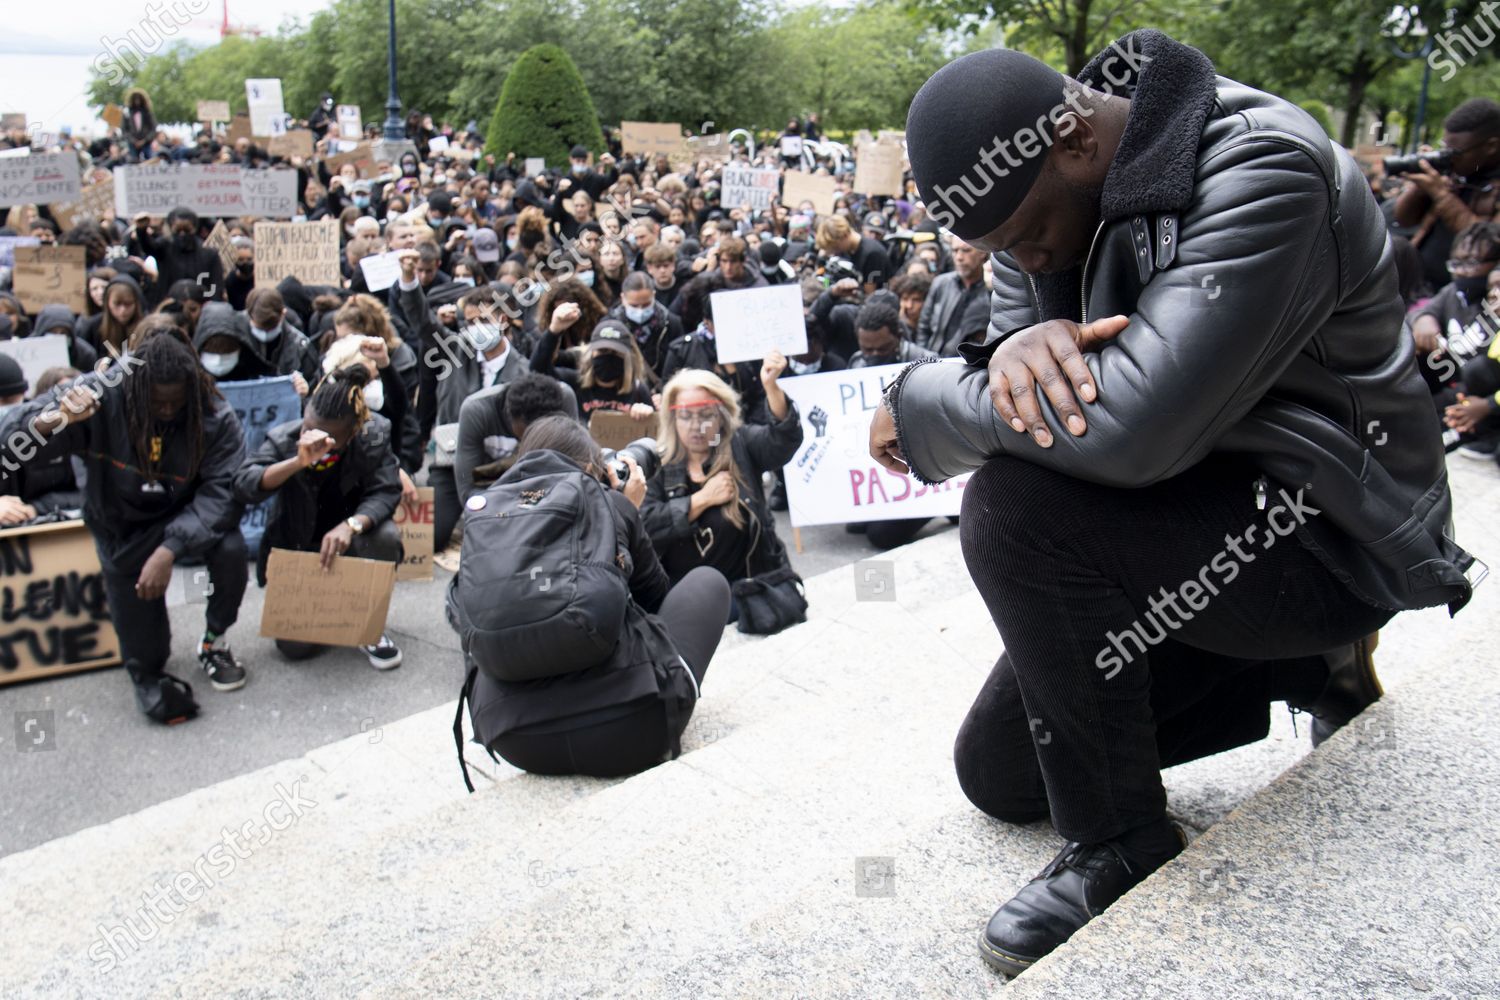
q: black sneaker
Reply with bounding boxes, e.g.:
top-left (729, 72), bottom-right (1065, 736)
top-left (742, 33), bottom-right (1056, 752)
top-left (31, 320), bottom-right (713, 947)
top-left (127, 661), bottom-right (199, 725)
top-left (198, 637), bottom-right (247, 692)
top-left (1294, 632), bottom-right (1381, 748)
top-left (979, 822), bottom-right (1186, 977)
top-left (361, 634), bottom-right (403, 670)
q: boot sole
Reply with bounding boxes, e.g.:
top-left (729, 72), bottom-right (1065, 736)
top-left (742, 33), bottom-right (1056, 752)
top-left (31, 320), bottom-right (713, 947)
top-left (978, 933), bottom-right (1038, 977)
top-left (208, 675), bottom-right (247, 692)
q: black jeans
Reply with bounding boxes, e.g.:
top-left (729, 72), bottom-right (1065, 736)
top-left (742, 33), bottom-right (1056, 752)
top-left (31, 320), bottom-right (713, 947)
top-left (489, 566), bottom-right (732, 776)
top-left (953, 454), bottom-right (1391, 843)
top-left (101, 529), bottom-right (249, 677)
top-left (430, 465), bottom-right (459, 552)
top-left (275, 520), bottom-right (403, 660)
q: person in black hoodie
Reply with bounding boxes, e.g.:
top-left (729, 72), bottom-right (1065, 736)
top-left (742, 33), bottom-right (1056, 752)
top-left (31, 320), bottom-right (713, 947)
top-left (133, 208), bottom-right (225, 308)
top-left (233, 364), bottom-right (404, 670)
top-left (0, 364), bottom-right (83, 522)
top-left (4, 333), bottom-right (250, 723)
top-left (607, 272), bottom-right (682, 384)
top-left (28, 304), bottom-right (99, 373)
top-left (457, 415), bottom-right (731, 780)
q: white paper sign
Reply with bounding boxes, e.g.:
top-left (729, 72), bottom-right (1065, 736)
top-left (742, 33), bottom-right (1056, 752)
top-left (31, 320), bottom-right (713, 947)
top-left (240, 168), bottom-right (297, 217)
top-left (780, 136), bottom-right (803, 158)
top-left (777, 363), bottom-right (970, 526)
top-left (428, 135), bottom-right (450, 153)
top-left (709, 284), bottom-right (807, 364)
top-left (245, 78), bottom-right (285, 137)
top-left (336, 104), bottom-right (362, 140)
top-left (0, 334), bottom-right (71, 392)
top-left (0, 151), bottom-right (82, 208)
top-left (359, 250), bottom-right (404, 292)
top-left (112, 164), bottom-right (298, 218)
top-left (720, 164), bottom-right (780, 213)
top-left (524, 157), bottom-right (545, 176)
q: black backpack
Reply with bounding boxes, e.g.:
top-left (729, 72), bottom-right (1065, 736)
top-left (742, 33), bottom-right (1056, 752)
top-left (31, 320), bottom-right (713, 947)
top-left (445, 450), bottom-right (629, 683)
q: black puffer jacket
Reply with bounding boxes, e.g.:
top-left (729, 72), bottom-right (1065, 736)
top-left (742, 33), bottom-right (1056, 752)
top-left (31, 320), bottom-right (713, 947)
top-left (887, 29), bottom-right (1475, 615)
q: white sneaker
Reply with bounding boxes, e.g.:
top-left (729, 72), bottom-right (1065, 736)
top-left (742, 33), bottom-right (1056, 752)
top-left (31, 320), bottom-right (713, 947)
top-left (361, 634), bottom-right (402, 670)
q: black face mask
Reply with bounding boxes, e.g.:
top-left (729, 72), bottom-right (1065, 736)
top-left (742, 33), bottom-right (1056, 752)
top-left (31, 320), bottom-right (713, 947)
top-left (592, 353), bottom-right (625, 383)
top-left (235, 262), bottom-right (253, 275)
top-left (173, 231), bottom-right (196, 252)
top-left (1454, 273), bottom-right (1491, 302)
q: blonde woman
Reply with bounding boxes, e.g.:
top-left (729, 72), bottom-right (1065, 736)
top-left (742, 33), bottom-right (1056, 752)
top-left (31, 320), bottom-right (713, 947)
top-left (640, 361), bottom-right (802, 615)
top-left (321, 335), bottom-right (421, 501)
top-left (323, 292), bottom-right (420, 413)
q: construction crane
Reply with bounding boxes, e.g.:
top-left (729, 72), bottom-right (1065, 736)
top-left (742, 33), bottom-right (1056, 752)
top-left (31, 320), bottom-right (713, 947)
top-left (220, 0), bottom-right (263, 38)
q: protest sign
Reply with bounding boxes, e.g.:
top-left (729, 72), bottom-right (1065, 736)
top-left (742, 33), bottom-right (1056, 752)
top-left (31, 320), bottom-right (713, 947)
top-left (245, 78), bottom-right (285, 137)
top-left (709, 284), bottom-right (807, 364)
top-left (78, 177), bottom-right (115, 221)
top-left (324, 142), bottom-right (376, 180)
top-left (853, 140), bottom-right (904, 197)
top-left (197, 100), bottom-right (231, 123)
top-left (0, 235), bottom-right (40, 268)
top-left (588, 410), bottom-right (646, 452)
top-left (428, 135), bottom-right (450, 153)
top-left (227, 114), bottom-right (253, 145)
top-left (621, 121), bottom-right (684, 158)
top-left (524, 157), bottom-right (546, 176)
top-left (268, 128), bottom-right (314, 160)
top-left (336, 104), bottom-right (362, 140)
top-left (777, 363), bottom-right (970, 526)
top-left (205, 220), bottom-right (236, 275)
top-left (683, 133), bottom-right (733, 164)
top-left (781, 170), bottom-right (836, 216)
top-left (721, 164), bottom-right (780, 213)
top-left (391, 487), bottom-right (435, 582)
top-left (241, 167), bottom-right (298, 217)
top-left (0, 334), bottom-right (71, 391)
top-left (260, 549), bottom-right (396, 648)
top-left (780, 136), bottom-right (804, 159)
top-left (0, 113), bottom-right (26, 131)
top-left (101, 104), bottom-right (124, 129)
top-left (217, 375), bottom-right (303, 553)
top-left (113, 163), bottom-right (244, 216)
top-left (253, 219), bottom-right (341, 288)
top-left (0, 151), bottom-right (82, 209)
top-left (0, 520), bottom-right (122, 686)
top-left (12, 246), bottom-right (87, 315)
top-left (359, 250), bottom-right (404, 292)
top-left (0, 147), bottom-right (31, 160)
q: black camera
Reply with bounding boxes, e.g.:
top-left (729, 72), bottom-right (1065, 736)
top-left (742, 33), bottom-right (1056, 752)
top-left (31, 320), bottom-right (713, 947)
top-left (601, 438), bottom-right (660, 488)
top-left (819, 255), bottom-right (861, 287)
top-left (1383, 150), bottom-right (1454, 177)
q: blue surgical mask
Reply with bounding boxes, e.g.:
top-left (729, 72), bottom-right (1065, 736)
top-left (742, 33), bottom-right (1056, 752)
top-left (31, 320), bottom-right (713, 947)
top-left (200, 351), bottom-right (239, 376)
top-left (429, 216), bottom-right (445, 228)
top-left (454, 276), bottom-right (476, 288)
top-left (624, 304), bottom-right (654, 324)
top-left (249, 322), bottom-right (279, 343)
top-left (463, 322), bottom-right (504, 353)
top-left (571, 163), bottom-right (588, 175)
top-left (354, 195), bottom-right (371, 208)
top-left (577, 271), bottom-right (596, 288)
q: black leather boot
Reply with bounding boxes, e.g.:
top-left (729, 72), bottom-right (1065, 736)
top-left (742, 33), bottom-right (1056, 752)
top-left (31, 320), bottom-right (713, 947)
top-left (127, 660), bottom-right (199, 725)
top-left (979, 821), bottom-right (1186, 977)
top-left (1294, 632), bottom-right (1381, 747)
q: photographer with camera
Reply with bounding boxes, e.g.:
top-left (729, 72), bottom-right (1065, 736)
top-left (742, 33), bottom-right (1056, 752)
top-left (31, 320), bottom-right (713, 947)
top-left (1392, 98), bottom-right (1500, 292)
top-left (451, 416), bottom-right (730, 782)
top-left (815, 215), bottom-right (892, 292)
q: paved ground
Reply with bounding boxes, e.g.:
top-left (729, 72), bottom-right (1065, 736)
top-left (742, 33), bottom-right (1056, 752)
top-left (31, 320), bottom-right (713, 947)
top-left (0, 506), bottom-right (955, 858)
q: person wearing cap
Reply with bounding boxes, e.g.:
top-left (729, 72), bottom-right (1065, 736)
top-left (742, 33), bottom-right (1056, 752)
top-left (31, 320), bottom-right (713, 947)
top-left (529, 315), bottom-right (656, 420)
top-left (469, 227), bottom-right (503, 280)
top-left (867, 30), bottom-right (1476, 976)
top-left (861, 210), bottom-right (890, 245)
top-left (564, 144), bottom-right (618, 201)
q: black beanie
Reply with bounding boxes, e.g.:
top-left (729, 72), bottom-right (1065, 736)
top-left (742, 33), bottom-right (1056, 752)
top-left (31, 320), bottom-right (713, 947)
top-left (905, 49), bottom-right (1067, 240)
top-left (0, 353), bottom-right (28, 399)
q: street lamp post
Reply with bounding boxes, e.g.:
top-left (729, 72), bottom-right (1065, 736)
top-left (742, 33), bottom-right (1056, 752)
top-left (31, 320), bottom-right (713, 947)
top-left (381, 0), bottom-right (404, 141)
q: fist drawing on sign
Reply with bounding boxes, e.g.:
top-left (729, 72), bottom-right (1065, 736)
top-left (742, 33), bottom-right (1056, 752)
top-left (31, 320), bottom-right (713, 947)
top-left (808, 405), bottom-right (828, 438)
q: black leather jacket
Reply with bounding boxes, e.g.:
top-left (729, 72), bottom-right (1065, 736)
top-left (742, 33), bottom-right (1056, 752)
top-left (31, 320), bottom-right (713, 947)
top-left (887, 30), bottom-right (1475, 615)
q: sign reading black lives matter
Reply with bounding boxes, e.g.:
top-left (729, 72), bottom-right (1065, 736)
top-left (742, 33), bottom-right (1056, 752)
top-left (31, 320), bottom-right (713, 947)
top-left (721, 165), bottom-right (780, 212)
top-left (0, 521), bottom-right (122, 686)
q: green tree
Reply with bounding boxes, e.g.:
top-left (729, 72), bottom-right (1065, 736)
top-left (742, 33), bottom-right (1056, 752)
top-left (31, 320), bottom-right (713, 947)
top-left (905, 0), bottom-right (1167, 75)
top-left (486, 44), bottom-right (606, 163)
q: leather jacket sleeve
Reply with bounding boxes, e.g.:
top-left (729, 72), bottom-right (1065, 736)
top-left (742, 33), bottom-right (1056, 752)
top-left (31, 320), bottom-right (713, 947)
top-left (891, 140), bottom-right (1338, 488)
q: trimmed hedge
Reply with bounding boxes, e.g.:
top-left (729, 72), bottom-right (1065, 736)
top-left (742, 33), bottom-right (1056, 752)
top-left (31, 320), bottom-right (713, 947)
top-left (485, 44), bottom-right (604, 167)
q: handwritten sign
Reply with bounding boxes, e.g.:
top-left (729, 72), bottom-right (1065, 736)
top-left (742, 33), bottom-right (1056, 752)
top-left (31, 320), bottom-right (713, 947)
top-left (241, 167), bottom-right (297, 216)
top-left (268, 128), bottom-right (314, 161)
top-left (324, 142), bottom-right (376, 180)
top-left (358, 250), bottom-right (404, 292)
top-left (0, 151), bottom-right (82, 209)
top-left (778, 363), bottom-right (970, 526)
top-left (101, 104), bottom-right (124, 129)
top-left (253, 219), bottom-right (341, 289)
top-left (682, 133), bottom-right (733, 165)
top-left (245, 78), bottom-right (285, 137)
top-left (621, 121), bottom-right (684, 158)
top-left (588, 410), bottom-right (644, 452)
top-left (782, 170), bottom-right (836, 216)
top-left (0, 520), bottom-right (122, 686)
top-left (780, 136), bottom-right (804, 159)
top-left (0, 113), bottom-right (26, 132)
top-left (205, 220), bottom-right (236, 276)
top-left (391, 487), bottom-right (435, 581)
top-left (709, 283), bottom-right (807, 364)
top-left (261, 548), bottom-right (396, 647)
top-left (218, 377), bottom-right (302, 552)
top-left (227, 114), bottom-right (253, 145)
top-left (12, 245), bottom-right (87, 315)
top-left (197, 100), bottom-right (231, 123)
top-left (853, 140), bottom-right (904, 197)
top-left (721, 164), bottom-right (780, 213)
top-left (113, 163), bottom-right (241, 216)
top-left (0, 334), bottom-right (71, 392)
top-left (428, 135), bottom-right (450, 153)
top-left (336, 105), bottom-right (362, 140)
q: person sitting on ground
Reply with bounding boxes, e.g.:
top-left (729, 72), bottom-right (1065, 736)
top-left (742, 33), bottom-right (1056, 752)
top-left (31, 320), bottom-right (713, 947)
top-left (530, 315), bottom-right (656, 421)
top-left (28, 304), bottom-right (100, 372)
top-left (848, 297), bottom-right (939, 369)
top-left (608, 271), bottom-right (684, 383)
top-left (1407, 221), bottom-right (1500, 411)
top-left (640, 362), bottom-right (802, 614)
top-left (4, 333), bottom-right (250, 722)
top-left (454, 372), bottom-right (577, 503)
top-left (320, 335), bottom-right (422, 500)
top-left (233, 363), bottom-right (404, 671)
top-left (1441, 266), bottom-right (1500, 452)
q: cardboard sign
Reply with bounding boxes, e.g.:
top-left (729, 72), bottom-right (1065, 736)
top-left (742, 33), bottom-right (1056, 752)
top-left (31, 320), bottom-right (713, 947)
top-left (588, 410), bottom-right (646, 452)
top-left (12, 245), bottom-right (87, 315)
top-left (853, 140), bottom-right (904, 197)
top-left (524, 157), bottom-right (545, 176)
top-left (709, 283), bottom-right (808, 364)
top-left (245, 78), bottom-right (285, 137)
top-left (227, 114), bottom-right (253, 145)
top-left (0, 113), bottom-right (26, 132)
top-left (358, 250), bottom-right (404, 292)
top-left (218, 377), bottom-right (302, 553)
top-left (781, 170), bottom-right (836, 216)
top-left (391, 486), bottom-right (435, 582)
top-left (78, 178), bottom-right (115, 221)
top-left (268, 128), bottom-right (314, 160)
top-left (621, 121), bottom-right (684, 158)
top-left (205, 220), bottom-right (237, 275)
top-left (253, 219), bottom-right (341, 289)
top-left (0, 334), bottom-right (71, 392)
top-left (721, 164), bottom-right (780, 213)
top-left (778, 363), bottom-right (970, 526)
top-left (197, 100), bottom-right (231, 123)
top-left (323, 142), bottom-right (376, 180)
top-left (261, 549), bottom-right (396, 647)
top-left (682, 133), bottom-right (732, 165)
top-left (0, 520), bottom-right (122, 686)
top-left (336, 105), bottom-right (362, 140)
top-left (0, 151), bottom-right (82, 209)
top-left (101, 104), bottom-right (124, 129)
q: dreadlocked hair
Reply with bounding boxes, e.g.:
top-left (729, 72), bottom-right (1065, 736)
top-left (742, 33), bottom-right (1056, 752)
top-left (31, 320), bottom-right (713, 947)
top-left (307, 363), bottom-right (373, 428)
top-left (126, 330), bottom-right (222, 483)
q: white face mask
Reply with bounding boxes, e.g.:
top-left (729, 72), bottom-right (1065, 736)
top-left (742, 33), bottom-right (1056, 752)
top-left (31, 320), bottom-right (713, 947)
top-left (454, 276), bottom-right (476, 287)
top-left (577, 271), bottom-right (596, 288)
top-left (201, 351), bottom-right (239, 376)
top-left (463, 322), bottom-right (504, 354)
top-left (249, 322), bottom-right (280, 343)
top-left (624, 304), bottom-right (654, 324)
top-left (363, 379), bottom-right (385, 412)
top-left (788, 357), bottom-right (820, 375)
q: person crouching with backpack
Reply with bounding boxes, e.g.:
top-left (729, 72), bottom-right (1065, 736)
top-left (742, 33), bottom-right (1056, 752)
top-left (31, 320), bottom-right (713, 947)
top-left (233, 364), bottom-right (405, 670)
top-left (450, 416), bottom-right (730, 785)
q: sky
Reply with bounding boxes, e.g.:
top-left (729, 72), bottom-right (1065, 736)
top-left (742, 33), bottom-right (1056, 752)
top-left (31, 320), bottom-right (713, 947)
top-left (0, 0), bottom-right (337, 133)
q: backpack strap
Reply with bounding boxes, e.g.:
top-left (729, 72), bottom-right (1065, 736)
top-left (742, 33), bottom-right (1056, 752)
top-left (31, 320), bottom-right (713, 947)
top-left (454, 661), bottom-right (479, 793)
